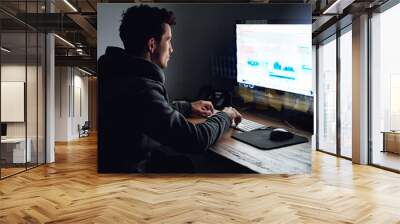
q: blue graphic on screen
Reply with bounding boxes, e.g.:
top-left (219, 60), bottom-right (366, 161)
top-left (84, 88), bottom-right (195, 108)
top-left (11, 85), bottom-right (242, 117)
top-left (236, 24), bottom-right (313, 96)
top-left (247, 60), bottom-right (259, 66)
top-left (273, 62), bottom-right (282, 70)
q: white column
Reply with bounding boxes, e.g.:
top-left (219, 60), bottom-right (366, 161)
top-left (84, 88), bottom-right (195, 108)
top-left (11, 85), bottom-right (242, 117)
top-left (352, 14), bottom-right (369, 164)
top-left (312, 45), bottom-right (317, 150)
top-left (46, 0), bottom-right (55, 163)
top-left (55, 67), bottom-right (74, 141)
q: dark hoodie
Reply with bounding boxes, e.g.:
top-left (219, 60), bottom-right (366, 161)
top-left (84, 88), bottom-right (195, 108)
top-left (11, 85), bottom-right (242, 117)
top-left (97, 47), bottom-right (232, 172)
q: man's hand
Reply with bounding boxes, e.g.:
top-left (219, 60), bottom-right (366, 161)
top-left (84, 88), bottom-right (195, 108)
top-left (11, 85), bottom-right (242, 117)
top-left (191, 100), bottom-right (214, 117)
top-left (222, 107), bottom-right (242, 126)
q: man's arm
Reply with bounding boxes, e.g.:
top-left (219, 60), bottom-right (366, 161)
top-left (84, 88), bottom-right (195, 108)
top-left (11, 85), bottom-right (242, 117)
top-left (140, 88), bottom-right (231, 153)
top-left (170, 100), bottom-right (192, 117)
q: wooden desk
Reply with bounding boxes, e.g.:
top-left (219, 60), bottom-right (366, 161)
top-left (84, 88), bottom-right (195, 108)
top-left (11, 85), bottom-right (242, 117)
top-left (381, 131), bottom-right (400, 154)
top-left (191, 112), bottom-right (312, 174)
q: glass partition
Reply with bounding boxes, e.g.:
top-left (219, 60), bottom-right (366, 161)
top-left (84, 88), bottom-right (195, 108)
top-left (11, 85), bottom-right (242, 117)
top-left (1, 31), bottom-right (28, 177)
top-left (26, 0), bottom-right (42, 169)
top-left (0, 1), bottom-right (46, 179)
top-left (38, 32), bottom-right (45, 165)
top-left (27, 31), bottom-right (38, 169)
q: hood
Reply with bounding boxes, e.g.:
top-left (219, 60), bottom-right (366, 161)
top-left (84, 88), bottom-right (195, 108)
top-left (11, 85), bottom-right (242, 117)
top-left (98, 46), bottom-right (165, 83)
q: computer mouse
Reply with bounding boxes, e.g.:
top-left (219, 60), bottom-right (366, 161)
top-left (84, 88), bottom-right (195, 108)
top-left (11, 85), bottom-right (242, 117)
top-left (269, 128), bottom-right (294, 141)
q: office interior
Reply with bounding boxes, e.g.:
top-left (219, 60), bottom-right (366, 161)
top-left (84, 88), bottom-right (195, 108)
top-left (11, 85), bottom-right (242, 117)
top-left (0, 0), bottom-right (398, 174)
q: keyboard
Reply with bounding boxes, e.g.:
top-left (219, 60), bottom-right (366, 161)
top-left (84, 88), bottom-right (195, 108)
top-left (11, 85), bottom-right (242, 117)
top-left (233, 118), bottom-right (266, 132)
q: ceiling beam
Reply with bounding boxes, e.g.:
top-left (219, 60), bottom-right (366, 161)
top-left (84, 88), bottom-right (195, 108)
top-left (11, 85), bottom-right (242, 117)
top-left (66, 13), bottom-right (97, 47)
top-left (55, 55), bottom-right (96, 71)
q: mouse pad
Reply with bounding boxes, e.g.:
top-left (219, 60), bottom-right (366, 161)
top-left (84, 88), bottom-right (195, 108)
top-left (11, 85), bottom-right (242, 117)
top-left (232, 129), bottom-right (309, 150)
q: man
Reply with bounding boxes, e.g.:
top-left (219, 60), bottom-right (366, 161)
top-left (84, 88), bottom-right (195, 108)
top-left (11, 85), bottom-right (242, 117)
top-left (98, 5), bottom-right (242, 173)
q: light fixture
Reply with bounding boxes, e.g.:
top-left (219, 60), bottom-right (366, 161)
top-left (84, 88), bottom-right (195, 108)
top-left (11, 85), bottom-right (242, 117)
top-left (76, 48), bottom-right (85, 55)
top-left (322, 0), bottom-right (355, 15)
top-left (1, 47), bottom-right (11, 53)
top-left (323, 0), bottom-right (341, 14)
top-left (63, 0), bottom-right (78, 12)
top-left (54, 34), bottom-right (75, 48)
top-left (78, 67), bottom-right (92, 76)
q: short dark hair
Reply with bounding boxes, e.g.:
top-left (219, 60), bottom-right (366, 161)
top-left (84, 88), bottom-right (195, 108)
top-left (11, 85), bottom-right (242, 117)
top-left (119, 5), bottom-right (176, 56)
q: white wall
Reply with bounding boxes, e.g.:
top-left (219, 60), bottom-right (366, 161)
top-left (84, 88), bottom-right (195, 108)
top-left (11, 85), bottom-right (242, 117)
top-left (55, 66), bottom-right (69, 141)
top-left (71, 72), bottom-right (89, 138)
top-left (1, 64), bottom-right (26, 80)
top-left (55, 67), bottom-right (89, 141)
top-left (1, 65), bottom-right (38, 138)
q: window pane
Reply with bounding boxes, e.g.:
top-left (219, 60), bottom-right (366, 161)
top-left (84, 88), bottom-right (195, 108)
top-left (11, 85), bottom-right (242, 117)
top-left (318, 38), bottom-right (337, 154)
top-left (340, 30), bottom-right (352, 158)
top-left (371, 3), bottom-right (400, 171)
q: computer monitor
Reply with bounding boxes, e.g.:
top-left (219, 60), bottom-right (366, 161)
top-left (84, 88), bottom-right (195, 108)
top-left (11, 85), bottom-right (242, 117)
top-left (236, 24), bottom-right (313, 96)
top-left (1, 123), bottom-right (7, 138)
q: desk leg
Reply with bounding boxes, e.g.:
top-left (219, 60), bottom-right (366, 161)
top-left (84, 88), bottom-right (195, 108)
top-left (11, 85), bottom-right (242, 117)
top-left (382, 133), bottom-right (386, 152)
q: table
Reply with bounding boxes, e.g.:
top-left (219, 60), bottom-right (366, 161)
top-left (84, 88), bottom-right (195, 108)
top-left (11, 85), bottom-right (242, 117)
top-left (190, 112), bottom-right (312, 174)
top-left (381, 131), bottom-right (400, 154)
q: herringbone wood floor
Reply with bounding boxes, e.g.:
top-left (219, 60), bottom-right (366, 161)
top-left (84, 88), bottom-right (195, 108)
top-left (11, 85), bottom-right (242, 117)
top-left (1, 134), bottom-right (400, 223)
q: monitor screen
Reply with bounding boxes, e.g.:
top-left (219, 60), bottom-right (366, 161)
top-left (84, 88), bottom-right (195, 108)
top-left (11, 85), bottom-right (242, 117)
top-left (236, 24), bottom-right (313, 96)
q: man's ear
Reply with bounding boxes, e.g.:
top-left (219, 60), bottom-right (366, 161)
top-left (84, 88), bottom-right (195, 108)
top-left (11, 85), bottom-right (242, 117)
top-left (147, 38), bottom-right (157, 54)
